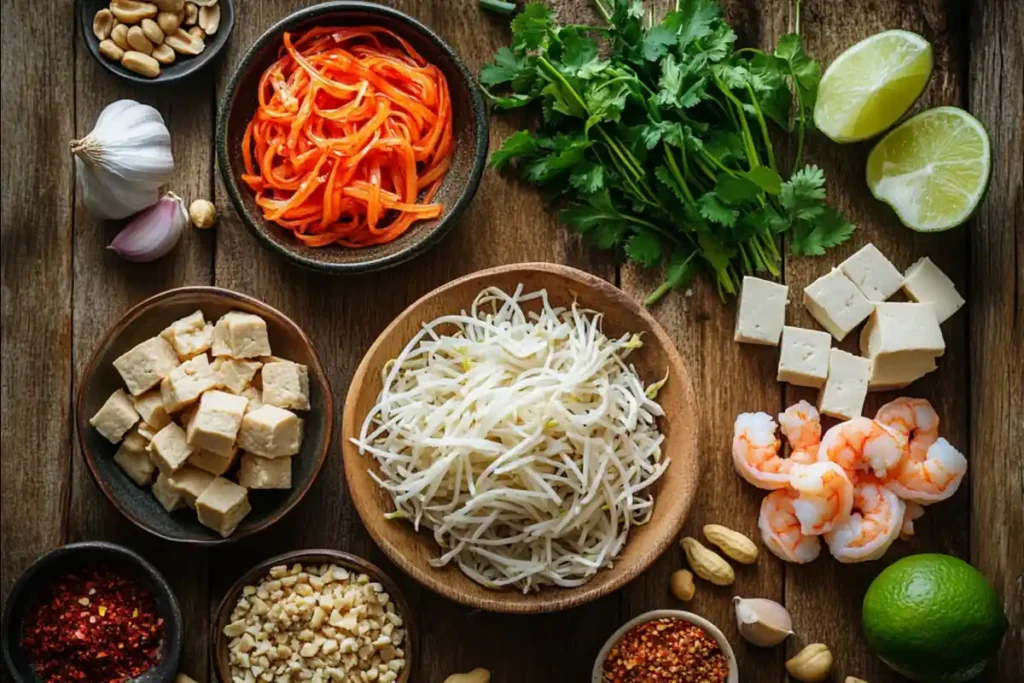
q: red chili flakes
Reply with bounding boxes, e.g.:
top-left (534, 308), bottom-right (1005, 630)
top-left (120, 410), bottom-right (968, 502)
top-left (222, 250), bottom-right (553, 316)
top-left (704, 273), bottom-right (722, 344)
top-left (603, 617), bottom-right (730, 683)
top-left (20, 564), bottom-right (164, 683)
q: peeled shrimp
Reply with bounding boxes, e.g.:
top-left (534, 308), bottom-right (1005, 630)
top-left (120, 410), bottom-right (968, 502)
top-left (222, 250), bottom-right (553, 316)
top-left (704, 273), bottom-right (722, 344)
top-left (790, 461), bottom-right (855, 535)
top-left (825, 480), bottom-right (906, 563)
top-left (733, 412), bottom-right (793, 490)
top-left (885, 437), bottom-right (968, 505)
top-left (778, 400), bottom-right (822, 464)
top-left (818, 417), bottom-right (904, 478)
top-left (758, 488), bottom-right (822, 564)
top-left (900, 501), bottom-right (925, 540)
top-left (876, 397), bottom-right (939, 460)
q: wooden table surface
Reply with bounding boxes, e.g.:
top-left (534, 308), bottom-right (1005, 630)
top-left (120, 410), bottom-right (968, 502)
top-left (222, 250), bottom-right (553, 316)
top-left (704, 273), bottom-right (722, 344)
top-left (2, 1), bottom-right (1021, 681)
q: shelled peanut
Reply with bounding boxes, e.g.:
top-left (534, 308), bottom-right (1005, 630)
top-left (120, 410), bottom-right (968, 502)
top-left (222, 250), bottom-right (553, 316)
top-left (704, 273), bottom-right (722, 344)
top-left (94, 0), bottom-right (222, 78)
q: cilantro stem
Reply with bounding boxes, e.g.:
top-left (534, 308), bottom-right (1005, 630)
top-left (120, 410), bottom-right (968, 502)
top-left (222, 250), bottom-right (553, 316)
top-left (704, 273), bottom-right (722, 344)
top-left (564, 24), bottom-right (612, 33)
top-left (794, 0), bottom-right (802, 35)
top-left (790, 78), bottom-right (807, 175)
top-left (714, 78), bottom-right (761, 168)
top-left (663, 144), bottom-right (695, 206)
top-left (592, 0), bottom-right (612, 23)
top-left (478, 0), bottom-right (516, 15)
top-left (622, 212), bottom-right (687, 248)
top-left (744, 84), bottom-right (776, 171)
top-left (644, 251), bottom-right (698, 305)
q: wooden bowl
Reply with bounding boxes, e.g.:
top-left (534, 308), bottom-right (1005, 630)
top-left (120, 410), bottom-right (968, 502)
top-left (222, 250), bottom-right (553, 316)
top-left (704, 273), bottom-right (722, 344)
top-left (2, 541), bottom-right (183, 683)
top-left (211, 549), bottom-right (415, 683)
top-left (75, 286), bottom-right (333, 544)
top-left (341, 263), bottom-right (699, 613)
top-left (216, 1), bottom-right (488, 274)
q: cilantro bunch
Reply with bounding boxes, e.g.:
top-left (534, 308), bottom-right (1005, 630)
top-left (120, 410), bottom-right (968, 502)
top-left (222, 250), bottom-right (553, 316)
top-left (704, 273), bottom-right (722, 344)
top-left (481, 0), bottom-right (855, 304)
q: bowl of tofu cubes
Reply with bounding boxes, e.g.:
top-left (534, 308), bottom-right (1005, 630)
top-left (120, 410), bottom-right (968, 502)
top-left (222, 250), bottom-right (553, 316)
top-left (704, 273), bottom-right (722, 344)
top-left (75, 286), bottom-right (333, 543)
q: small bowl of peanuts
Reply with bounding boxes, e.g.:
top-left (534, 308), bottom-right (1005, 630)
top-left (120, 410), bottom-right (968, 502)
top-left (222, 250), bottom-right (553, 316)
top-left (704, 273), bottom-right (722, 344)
top-left (79, 0), bottom-right (235, 83)
top-left (212, 550), bottom-right (415, 683)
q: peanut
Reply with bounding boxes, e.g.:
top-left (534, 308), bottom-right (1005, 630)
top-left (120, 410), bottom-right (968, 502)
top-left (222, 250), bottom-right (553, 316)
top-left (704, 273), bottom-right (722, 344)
top-left (164, 27), bottom-right (204, 55)
top-left (126, 26), bottom-right (154, 54)
top-left (188, 26), bottom-right (205, 41)
top-left (704, 524), bottom-right (759, 564)
top-left (152, 43), bottom-right (176, 65)
top-left (198, 4), bottom-right (220, 35)
top-left (669, 569), bottom-right (695, 601)
top-left (98, 39), bottom-right (125, 62)
top-left (183, 2), bottom-right (198, 26)
top-left (681, 537), bottom-right (734, 586)
top-left (443, 670), bottom-right (491, 683)
top-left (156, 10), bottom-right (182, 34)
top-left (110, 23), bottom-right (131, 51)
top-left (93, 9), bottom-right (115, 40)
top-left (844, 678), bottom-right (868, 683)
top-left (140, 18), bottom-right (164, 44)
top-left (121, 50), bottom-right (161, 78)
top-left (110, 0), bottom-right (158, 25)
top-left (785, 644), bottom-right (833, 682)
top-left (151, 0), bottom-right (185, 11)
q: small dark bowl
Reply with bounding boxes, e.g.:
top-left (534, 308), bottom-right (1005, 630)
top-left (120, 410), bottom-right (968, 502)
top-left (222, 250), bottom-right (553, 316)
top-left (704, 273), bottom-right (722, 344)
top-left (75, 286), bottom-right (333, 544)
top-left (216, 1), bottom-right (488, 274)
top-left (211, 549), bottom-right (416, 683)
top-left (2, 541), bottom-right (183, 683)
top-left (79, 0), bottom-right (235, 84)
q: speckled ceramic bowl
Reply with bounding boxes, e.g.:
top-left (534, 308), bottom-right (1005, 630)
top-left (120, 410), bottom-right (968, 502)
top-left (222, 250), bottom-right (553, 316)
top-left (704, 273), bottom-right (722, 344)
top-left (216, 2), bottom-right (488, 274)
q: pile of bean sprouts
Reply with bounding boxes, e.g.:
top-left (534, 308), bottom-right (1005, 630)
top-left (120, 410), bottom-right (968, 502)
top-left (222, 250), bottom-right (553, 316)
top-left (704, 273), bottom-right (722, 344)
top-left (352, 285), bottom-right (669, 593)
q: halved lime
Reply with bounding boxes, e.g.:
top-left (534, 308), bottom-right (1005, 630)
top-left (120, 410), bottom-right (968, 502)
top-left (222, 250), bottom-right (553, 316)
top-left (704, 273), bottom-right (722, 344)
top-left (866, 107), bottom-right (991, 231)
top-left (814, 30), bottom-right (933, 143)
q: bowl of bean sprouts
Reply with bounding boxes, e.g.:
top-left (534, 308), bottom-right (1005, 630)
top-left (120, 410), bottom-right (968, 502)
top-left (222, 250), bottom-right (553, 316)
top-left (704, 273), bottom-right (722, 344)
top-left (342, 263), bottom-right (699, 613)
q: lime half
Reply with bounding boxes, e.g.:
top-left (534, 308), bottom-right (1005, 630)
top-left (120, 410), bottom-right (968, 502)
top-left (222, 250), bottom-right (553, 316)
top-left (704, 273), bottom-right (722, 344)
top-left (866, 107), bottom-right (991, 231)
top-left (814, 30), bottom-right (933, 142)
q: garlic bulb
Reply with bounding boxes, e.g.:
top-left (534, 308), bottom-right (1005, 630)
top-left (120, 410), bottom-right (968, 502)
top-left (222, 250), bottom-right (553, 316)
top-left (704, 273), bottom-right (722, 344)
top-left (733, 596), bottom-right (793, 647)
top-left (71, 99), bottom-right (174, 219)
top-left (108, 192), bottom-right (187, 262)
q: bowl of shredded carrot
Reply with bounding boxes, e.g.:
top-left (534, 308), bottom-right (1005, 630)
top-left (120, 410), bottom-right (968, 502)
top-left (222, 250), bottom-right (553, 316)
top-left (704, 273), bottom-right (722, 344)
top-left (217, 2), bottom-right (487, 273)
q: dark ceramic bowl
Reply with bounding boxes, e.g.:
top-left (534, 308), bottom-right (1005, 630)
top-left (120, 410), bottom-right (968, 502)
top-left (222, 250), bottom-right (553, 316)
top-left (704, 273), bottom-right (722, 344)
top-left (75, 286), bottom-right (333, 544)
top-left (79, 0), bottom-right (235, 84)
top-left (216, 1), bottom-right (488, 273)
top-left (1, 541), bottom-right (183, 683)
top-left (211, 549), bottom-right (416, 683)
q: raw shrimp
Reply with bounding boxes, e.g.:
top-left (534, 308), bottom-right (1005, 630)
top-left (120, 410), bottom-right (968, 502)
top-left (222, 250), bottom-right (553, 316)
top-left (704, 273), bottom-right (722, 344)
top-left (885, 437), bottom-right (967, 505)
top-left (825, 479), bottom-right (906, 563)
top-left (758, 488), bottom-right (822, 564)
top-left (778, 400), bottom-right (822, 464)
top-left (900, 501), bottom-right (925, 540)
top-left (733, 412), bottom-right (795, 490)
top-left (790, 461), bottom-right (855, 535)
top-left (818, 417), bottom-right (904, 478)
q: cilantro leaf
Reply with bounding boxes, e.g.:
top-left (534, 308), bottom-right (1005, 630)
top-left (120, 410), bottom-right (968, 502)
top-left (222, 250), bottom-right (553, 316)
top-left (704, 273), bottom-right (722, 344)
top-left (512, 3), bottom-right (553, 50)
top-left (716, 174), bottom-right (762, 205)
top-left (698, 192), bottom-right (739, 227)
top-left (625, 230), bottom-right (663, 267)
top-left (569, 162), bottom-right (606, 193)
top-left (488, 130), bottom-right (539, 170)
top-left (560, 189), bottom-right (626, 249)
top-left (522, 134), bottom-right (589, 183)
top-left (775, 33), bottom-right (821, 117)
top-left (481, 47), bottom-right (526, 87)
top-left (745, 166), bottom-right (783, 195)
top-left (790, 207), bottom-right (855, 256)
top-left (656, 54), bottom-right (708, 109)
top-left (676, 0), bottom-right (721, 48)
top-left (560, 27), bottom-right (600, 73)
top-left (781, 165), bottom-right (827, 220)
top-left (642, 26), bottom-right (677, 62)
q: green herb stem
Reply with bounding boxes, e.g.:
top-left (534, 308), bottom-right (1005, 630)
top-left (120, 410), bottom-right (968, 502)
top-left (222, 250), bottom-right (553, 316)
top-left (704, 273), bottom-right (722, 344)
top-left (479, 0), bottom-right (516, 15)
top-left (744, 84), bottom-right (777, 171)
top-left (663, 144), bottom-right (696, 206)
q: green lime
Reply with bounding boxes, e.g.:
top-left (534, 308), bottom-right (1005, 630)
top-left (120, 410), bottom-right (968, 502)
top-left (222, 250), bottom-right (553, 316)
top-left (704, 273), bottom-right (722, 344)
top-left (814, 30), bottom-right (933, 142)
top-left (866, 107), bottom-right (991, 231)
top-left (863, 554), bottom-right (1008, 682)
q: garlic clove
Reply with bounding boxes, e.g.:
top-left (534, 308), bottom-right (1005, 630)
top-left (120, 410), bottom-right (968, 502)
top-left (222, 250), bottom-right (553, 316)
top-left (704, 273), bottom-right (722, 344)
top-left (108, 192), bottom-right (187, 262)
top-left (75, 158), bottom-right (161, 220)
top-left (733, 596), bottom-right (793, 647)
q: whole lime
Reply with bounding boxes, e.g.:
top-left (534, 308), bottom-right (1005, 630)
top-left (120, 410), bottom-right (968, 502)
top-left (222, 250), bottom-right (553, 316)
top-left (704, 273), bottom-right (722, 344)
top-left (863, 554), bottom-right (1008, 682)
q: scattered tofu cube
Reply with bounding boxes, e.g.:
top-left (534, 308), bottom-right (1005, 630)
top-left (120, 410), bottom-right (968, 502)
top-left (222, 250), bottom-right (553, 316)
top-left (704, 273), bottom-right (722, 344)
top-left (188, 446), bottom-right (239, 476)
top-left (160, 354), bottom-right (218, 413)
top-left (213, 357), bottom-right (262, 394)
top-left (114, 442), bottom-right (156, 486)
top-left (240, 386), bottom-right (262, 413)
top-left (167, 465), bottom-right (216, 508)
top-left (859, 302), bottom-right (945, 366)
top-left (237, 405), bottom-right (303, 458)
top-left (261, 360), bottom-right (310, 411)
top-left (121, 427), bottom-right (150, 452)
top-left (818, 349), bottom-right (872, 420)
top-left (132, 390), bottom-right (171, 430)
top-left (238, 452), bottom-right (292, 489)
top-left (89, 389), bottom-right (140, 444)
top-left (137, 422), bottom-right (158, 442)
top-left (839, 243), bottom-right (904, 301)
top-left (869, 353), bottom-right (938, 392)
top-left (148, 422), bottom-right (194, 473)
top-left (777, 326), bottom-right (832, 388)
top-left (113, 336), bottom-right (180, 396)
top-left (733, 277), bottom-right (788, 345)
top-left (196, 477), bottom-right (252, 538)
top-left (185, 390), bottom-right (248, 456)
top-left (803, 268), bottom-right (875, 341)
top-left (211, 312), bottom-right (271, 359)
top-left (161, 310), bottom-right (214, 360)
top-left (152, 471), bottom-right (185, 512)
top-left (902, 257), bottom-right (966, 323)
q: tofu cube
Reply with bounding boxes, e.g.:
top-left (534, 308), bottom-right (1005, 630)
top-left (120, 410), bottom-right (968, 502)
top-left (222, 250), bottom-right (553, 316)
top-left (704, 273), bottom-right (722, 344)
top-left (186, 390), bottom-right (248, 456)
top-left (160, 354), bottom-right (217, 413)
top-left (161, 310), bottom-right (214, 360)
top-left (902, 257), bottom-right (966, 323)
top-left (136, 422), bottom-right (158, 442)
top-left (213, 357), bottom-right (262, 394)
top-left (733, 277), bottom-right (789, 345)
top-left (839, 243), bottom-right (904, 301)
top-left (238, 453), bottom-right (292, 489)
top-left (803, 268), bottom-right (875, 341)
top-left (113, 336), bottom-right (180, 396)
top-left (211, 312), bottom-right (272, 359)
top-left (132, 390), bottom-right (171, 430)
top-left (869, 353), bottom-right (938, 392)
top-left (167, 465), bottom-right (216, 508)
top-left (196, 477), bottom-right (252, 538)
top-left (261, 361), bottom-right (310, 411)
top-left (148, 422), bottom-right (194, 473)
top-left (89, 389), bottom-right (140, 444)
top-left (777, 326), bottom-right (832, 388)
top-left (240, 386), bottom-right (262, 413)
top-left (237, 405), bottom-right (303, 458)
top-left (818, 349), bottom-right (872, 420)
top-left (152, 471), bottom-right (185, 512)
top-left (114, 435), bottom-right (156, 486)
top-left (859, 302), bottom-right (945, 365)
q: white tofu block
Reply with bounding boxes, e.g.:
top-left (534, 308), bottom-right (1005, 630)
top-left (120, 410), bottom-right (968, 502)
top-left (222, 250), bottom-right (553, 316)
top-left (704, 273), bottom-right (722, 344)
top-left (803, 268), bottom-right (875, 341)
top-left (188, 444), bottom-right (239, 476)
top-left (90, 389), bottom-right (140, 444)
top-left (240, 386), bottom-right (262, 413)
top-left (113, 336), bottom-right (181, 396)
top-left (152, 471), bottom-right (185, 512)
top-left (148, 422), bottom-right (194, 473)
top-left (186, 390), bottom-right (248, 456)
top-left (839, 243), bottom-right (904, 301)
top-left (818, 349), bottom-right (872, 420)
top-left (132, 390), bottom-right (171, 430)
top-left (161, 310), bottom-right (214, 360)
top-left (859, 302), bottom-right (946, 365)
top-left (160, 354), bottom-right (218, 413)
top-left (196, 477), bottom-right (252, 538)
top-left (237, 405), bottom-right (303, 458)
top-left (238, 453), bottom-right (292, 489)
top-left (137, 421), bottom-right (158, 442)
top-left (211, 312), bottom-right (272, 359)
top-left (114, 437), bottom-right (156, 486)
top-left (213, 357), bottom-right (262, 394)
top-left (261, 361), bottom-right (310, 411)
top-left (869, 353), bottom-right (938, 392)
top-left (902, 257), bottom-right (966, 323)
top-left (777, 326), bottom-right (832, 388)
top-left (733, 277), bottom-right (788, 345)
top-left (167, 465), bottom-right (216, 508)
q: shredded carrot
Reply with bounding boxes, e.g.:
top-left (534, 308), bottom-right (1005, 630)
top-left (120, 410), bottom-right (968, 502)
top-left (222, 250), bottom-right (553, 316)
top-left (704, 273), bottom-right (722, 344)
top-left (241, 27), bottom-right (454, 248)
